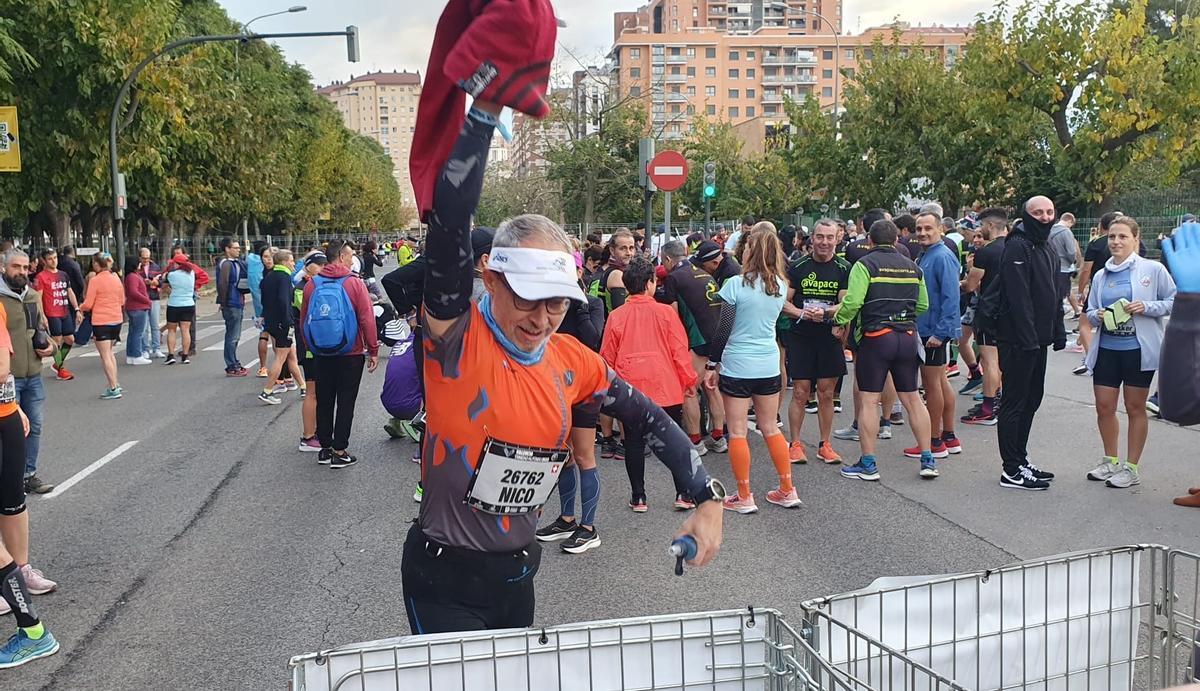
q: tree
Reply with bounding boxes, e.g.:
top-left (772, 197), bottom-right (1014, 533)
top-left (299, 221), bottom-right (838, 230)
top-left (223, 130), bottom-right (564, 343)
top-left (543, 102), bottom-right (647, 224)
top-left (962, 0), bottom-right (1200, 211)
top-left (476, 169), bottom-right (563, 226)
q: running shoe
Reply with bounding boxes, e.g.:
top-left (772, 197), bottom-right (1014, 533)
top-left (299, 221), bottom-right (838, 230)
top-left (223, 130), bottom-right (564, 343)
top-left (258, 390), bottom-right (282, 405)
top-left (257, 367), bottom-right (269, 378)
top-left (889, 411), bottom-right (905, 425)
top-left (413, 484), bottom-right (423, 502)
top-left (1026, 464), bottom-right (1055, 481)
top-left (225, 366), bottom-right (246, 377)
top-left (611, 441), bottom-right (626, 461)
top-left (1087, 459), bottom-right (1119, 482)
top-left (23, 475), bottom-right (54, 495)
top-left (804, 400), bottom-right (818, 414)
top-left (942, 436), bottom-right (963, 454)
top-left (840, 459), bottom-right (880, 481)
top-left (946, 363), bottom-right (960, 378)
top-left (100, 387), bottom-right (122, 400)
top-left (843, 349), bottom-right (853, 363)
top-left (0, 629), bottom-right (59, 669)
top-left (920, 458), bottom-right (939, 478)
top-left (560, 527), bottom-right (602, 554)
top-left (600, 438), bottom-right (617, 459)
top-left (317, 448), bottom-right (333, 466)
top-left (833, 424), bottom-right (859, 441)
top-left (817, 441), bottom-right (842, 464)
top-left (329, 452), bottom-right (358, 469)
top-left (271, 383), bottom-right (288, 395)
top-left (691, 440), bottom-right (709, 457)
top-left (299, 387), bottom-right (307, 399)
top-left (673, 495), bottom-right (696, 511)
top-left (961, 408), bottom-right (997, 426)
top-left (1072, 362), bottom-right (1089, 376)
top-left (722, 494), bottom-right (759, 514)
top-left (788, 441), bottom-right (807, 464)
top-left (1000, 466), bottom-right (1050, 491)
top-left (628, 496), bottom-right (648, 513)
top-left (181, 355), bottom-right (192, 364)
top-left (54, 367), bottom-right (74, 381)
top-left (398, 419), bottom-right (421, 443)
top-left (905, 442), bottom-right (948, 459)
top-left (150, 349), bottom-right (167, 359)
top-left (1067, 343), bottom-right (1084, 353)
top-left (383, 419), bottom-right (405, 439)
top-left (535, 517), bottom-right (578, 542)
top-left (1146, 393), bottom-right (1160, 416)
top-left (164, 355), bottom-right (177, 365)
top-left (125, 356), bottom-right (152, 366)
top-left (19, 565), bottom-right (56, 595)
top-left (411, 448), bottom-right (421, 464)
top-left (298, 436), bottom-right (321, 452)
top-left (766, 488), bottom-right (802, 508)
top-left (706, 436), bottom-right (729, 453)
top-left (877, 424), bottom-right (892, 440)
top-left (833, 399), bottom-right (843, 413)
top-left (958, 375), bottom-right (983, 395)
top-left (283, 379), bottom-right (299, 391)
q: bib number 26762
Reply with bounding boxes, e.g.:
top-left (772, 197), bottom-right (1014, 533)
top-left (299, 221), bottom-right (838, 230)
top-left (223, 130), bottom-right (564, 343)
top-left (464, 438), bottom-right (569, 516)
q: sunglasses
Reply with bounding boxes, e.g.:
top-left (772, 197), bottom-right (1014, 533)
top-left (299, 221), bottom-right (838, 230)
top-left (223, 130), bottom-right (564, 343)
top-left (497, 274), bottom-right (571, 315)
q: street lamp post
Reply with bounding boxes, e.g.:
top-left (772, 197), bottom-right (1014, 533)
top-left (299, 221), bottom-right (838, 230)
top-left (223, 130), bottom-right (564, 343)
top-left (795, 8), bottom-right (841, 118)
top-left (109, 20), bottom-right (357, 268)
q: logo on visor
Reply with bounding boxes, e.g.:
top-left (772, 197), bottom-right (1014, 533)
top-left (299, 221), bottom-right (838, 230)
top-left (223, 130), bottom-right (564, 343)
top-left (553, 257), bottom-right (568, 272)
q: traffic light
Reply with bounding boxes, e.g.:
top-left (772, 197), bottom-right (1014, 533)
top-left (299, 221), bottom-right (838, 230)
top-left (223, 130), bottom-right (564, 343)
top-left (703, 161), bottom-right (716, 198)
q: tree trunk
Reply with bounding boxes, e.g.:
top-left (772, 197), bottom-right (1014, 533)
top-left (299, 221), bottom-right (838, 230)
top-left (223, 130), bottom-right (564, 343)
top-left (43, 201), bottom-right (71, 250)
top-left (157, 218), bottom-right (175, 264)
top-left (192, 221), bottom-right (209, 268)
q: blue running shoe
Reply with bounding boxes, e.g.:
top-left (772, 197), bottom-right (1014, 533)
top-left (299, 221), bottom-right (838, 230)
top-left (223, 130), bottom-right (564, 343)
top-left (973, 392), bottom-right (984, 402)
top-left (920, 458), bottom-right (940, 478)
top-left (958, 375), bottom-right (983, 395)
top-left (0, 629), bottom-right (59, 669)
top-left (841, 458), bottom-right (880, 481)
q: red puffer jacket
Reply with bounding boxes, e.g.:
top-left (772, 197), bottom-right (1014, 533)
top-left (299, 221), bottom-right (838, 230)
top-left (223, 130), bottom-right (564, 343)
top-left (600, 295), bottom-right (697, 408)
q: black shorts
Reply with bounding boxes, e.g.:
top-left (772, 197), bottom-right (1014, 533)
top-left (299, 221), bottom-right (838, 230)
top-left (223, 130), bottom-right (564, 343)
top-left (718, 374), bottom-right (782, 399)
top-left (47, 314), bottom-right (76, 337)
top-left (855, 330), bottom-right (922, 393)
top-left (92, 324), bottom-right (121, 341)
top-left (570, 404), bottom-right (599, 431)
top-left (1092, 348), bottom-right (1154, 389)
top-left (923, 342), bottom-right (949, 366)
top-left (976, 330), bottom-right (997, 347)
top-left (300, 357), bottom-right (316, 382)
top-left (402, 524), bottom-right (540, 634)
top-left (267, 325), bottom-right (293, 348)
top-left (785, 331), bottom-right (846, 381)
top-left (1054, 272), bottom-right (1072, 301)
top-left (0, 411), bottom-right (26, 516)
top-left (165, 306), bottom-right (195, 324)
top-left (690, 343), bottom-right (711, 358)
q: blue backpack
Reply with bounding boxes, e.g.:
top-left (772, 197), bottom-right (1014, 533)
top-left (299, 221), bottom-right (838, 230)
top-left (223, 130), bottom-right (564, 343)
top-left (304, 275), bottom-right (358, 356)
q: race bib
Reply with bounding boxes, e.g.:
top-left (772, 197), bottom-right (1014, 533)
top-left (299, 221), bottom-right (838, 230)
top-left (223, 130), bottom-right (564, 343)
top-left (0, 375), bottom-right (14, 404)
top-left (464, 438), bottom-right (569, 515)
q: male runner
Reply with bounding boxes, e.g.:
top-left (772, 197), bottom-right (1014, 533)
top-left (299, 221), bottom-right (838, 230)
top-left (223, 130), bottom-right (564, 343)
top-left (961, 209), bottom-right (1008, 425)
top-left (784, 219), bottom-right (849, 464)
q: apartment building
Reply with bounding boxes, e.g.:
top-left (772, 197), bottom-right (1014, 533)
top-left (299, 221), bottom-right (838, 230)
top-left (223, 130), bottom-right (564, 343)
top-left (510, 87), bottom-right (574, 177)
top-left (609, 1), bottom-right (969, 146)
top-left (572, 67), bottom-right (611, 138)
top-left (317, 70), bottom-right (422, 208)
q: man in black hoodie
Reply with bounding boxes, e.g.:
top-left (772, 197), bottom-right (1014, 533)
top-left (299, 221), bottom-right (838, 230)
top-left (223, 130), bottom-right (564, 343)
top-left (996, 195), bottom-right (1066, 490)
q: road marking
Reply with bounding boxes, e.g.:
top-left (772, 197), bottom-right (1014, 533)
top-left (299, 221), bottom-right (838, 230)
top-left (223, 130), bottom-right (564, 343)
top-left (244, 358), bottom-right (259, 370)
top-left (44, 440), bottom-right (139, 499)
top-left (202, 327), bottom-right (261, 351)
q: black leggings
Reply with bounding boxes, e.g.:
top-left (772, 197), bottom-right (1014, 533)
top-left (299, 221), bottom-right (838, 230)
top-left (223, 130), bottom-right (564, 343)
top-left (0, 411), bottom-right (27, 516)
top-left (314, 355), bottom-right (366, 451)
top-left (624, 404), bottom-right (685, 500)
top-left (402, 524), bottom-right (541, 634)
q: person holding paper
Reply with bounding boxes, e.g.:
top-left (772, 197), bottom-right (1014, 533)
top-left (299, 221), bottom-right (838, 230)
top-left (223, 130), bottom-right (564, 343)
top-left (1084, 216), bottom-right (1175, 489)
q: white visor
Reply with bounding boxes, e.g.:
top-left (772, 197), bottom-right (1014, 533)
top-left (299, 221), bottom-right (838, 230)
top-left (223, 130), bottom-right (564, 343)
top-left (488, 247), bottom-right (587, 303)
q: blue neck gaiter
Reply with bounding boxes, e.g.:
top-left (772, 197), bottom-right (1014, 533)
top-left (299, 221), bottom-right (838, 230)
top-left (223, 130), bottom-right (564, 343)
top-left (478, 293), bottom-right (546, 366)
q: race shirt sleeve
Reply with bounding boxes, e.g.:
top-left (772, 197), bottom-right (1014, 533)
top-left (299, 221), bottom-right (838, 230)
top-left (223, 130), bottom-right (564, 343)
top-left (835, 262), bottom-right (870, 325)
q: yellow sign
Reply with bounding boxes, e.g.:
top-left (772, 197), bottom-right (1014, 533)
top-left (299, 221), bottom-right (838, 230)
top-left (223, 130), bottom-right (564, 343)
top-left (0, 107), bottom-right (18, 173)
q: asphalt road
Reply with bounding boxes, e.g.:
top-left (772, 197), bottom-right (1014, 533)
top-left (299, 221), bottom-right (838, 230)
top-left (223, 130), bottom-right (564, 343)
top-left (8, 307), bottom-right (1200, 689)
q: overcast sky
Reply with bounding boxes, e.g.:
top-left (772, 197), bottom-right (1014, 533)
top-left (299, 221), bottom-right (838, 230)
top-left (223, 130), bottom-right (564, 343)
top-left (217, 0), bottom-right (994, 85)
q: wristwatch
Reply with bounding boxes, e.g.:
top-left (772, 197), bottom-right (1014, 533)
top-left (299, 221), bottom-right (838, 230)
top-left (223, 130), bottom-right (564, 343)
top-left (693, 478), bottom-right (727, 504)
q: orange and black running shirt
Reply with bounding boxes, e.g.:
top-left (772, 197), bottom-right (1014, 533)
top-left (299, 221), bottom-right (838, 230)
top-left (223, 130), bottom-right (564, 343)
top-left (419, 306), bottom-right (609, 552)
top-left (0, 301), bottom-right (16, 417)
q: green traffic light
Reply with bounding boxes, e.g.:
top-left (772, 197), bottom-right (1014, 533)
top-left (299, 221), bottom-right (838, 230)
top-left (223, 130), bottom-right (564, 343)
top-left (704, 185), bottom-right (716, 197)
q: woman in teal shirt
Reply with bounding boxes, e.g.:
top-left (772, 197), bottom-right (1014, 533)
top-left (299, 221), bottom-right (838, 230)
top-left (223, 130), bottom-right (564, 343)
top-left (703, 224), bottom-right (803, 514)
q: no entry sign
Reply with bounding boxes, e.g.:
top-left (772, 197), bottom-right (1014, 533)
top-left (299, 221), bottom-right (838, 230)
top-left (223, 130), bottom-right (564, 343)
top-left (647, 150), bottom-right (689, 192)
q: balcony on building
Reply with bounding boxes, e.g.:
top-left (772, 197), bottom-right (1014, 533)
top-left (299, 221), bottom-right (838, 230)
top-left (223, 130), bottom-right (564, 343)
top-left (665, 72), bottom-right (688, 83)
top-left (763, 50), bottom-right (817, 65)
top-left (762, 70), bottom-right (817, 84)
top-left (667, 92), bottom-right (688, 102)
top-left (667, 53), bottom-right (688, 64)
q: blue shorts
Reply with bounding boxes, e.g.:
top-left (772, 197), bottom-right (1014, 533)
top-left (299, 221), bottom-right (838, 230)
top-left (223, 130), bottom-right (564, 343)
top-left (47, 314), bottom-right (76, 337)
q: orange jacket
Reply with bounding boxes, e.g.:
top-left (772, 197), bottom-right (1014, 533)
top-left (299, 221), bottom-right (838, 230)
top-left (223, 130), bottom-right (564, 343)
top-left (601, 294), bottom-right (697, 408)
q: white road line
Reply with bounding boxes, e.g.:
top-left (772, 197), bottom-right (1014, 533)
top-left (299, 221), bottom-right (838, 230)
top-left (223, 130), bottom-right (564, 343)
top-left (244, 358), bottom-right (259, 370)
top-left (44, 440), bottom-right (139, 499)
top-left (202, 327), bottom-right (261, 351)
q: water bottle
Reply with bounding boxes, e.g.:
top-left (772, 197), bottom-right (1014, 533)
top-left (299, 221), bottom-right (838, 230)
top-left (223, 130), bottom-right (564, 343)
top-left (669, 536), bottom-right (698, 576)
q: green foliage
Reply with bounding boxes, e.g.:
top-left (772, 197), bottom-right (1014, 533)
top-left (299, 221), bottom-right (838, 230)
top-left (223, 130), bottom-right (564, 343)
top-left (543, 102), bottom-right (648, 224)
top-left (0, 0), bottom-right (405, 238)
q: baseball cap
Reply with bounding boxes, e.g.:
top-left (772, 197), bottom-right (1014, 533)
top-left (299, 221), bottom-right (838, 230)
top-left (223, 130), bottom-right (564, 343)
top-left (487, 247), bottom-right (586, 302)
top-left (693, 240), bottom-right (723, 263)
top-left (471, 227), bottom-right (495, 261)
top-left (304, 252), bottom-right (329, 267)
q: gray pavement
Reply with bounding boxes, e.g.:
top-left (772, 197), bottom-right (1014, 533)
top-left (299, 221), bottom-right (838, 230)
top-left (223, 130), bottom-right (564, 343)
top-left (7, 314), bottom-right (1200, 688)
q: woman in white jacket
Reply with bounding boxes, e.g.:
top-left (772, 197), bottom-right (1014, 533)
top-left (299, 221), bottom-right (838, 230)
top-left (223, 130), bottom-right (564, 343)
top-left (1084, 216), bottom-right (1176, 489)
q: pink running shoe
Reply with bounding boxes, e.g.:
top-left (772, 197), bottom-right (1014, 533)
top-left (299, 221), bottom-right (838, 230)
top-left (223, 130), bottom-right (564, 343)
top-left (766, 488), bottom-right (803, 508)
top-left (20, 564), bottom-right (57, 595)
top-left (722, 494), bottom-right (759, 514)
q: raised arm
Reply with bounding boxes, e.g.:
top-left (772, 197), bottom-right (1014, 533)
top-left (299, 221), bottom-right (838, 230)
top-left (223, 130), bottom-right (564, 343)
top-left (422, 106), bottom-right (497, 340)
